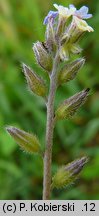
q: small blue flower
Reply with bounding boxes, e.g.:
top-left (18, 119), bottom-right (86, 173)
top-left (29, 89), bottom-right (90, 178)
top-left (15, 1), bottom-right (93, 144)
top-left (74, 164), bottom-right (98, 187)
top-left (43, 11), bottom-right (58, 25)
top-left (76, 6), bottom-right (92, 19)
top-left (69, 5), bottom-right (92, 19)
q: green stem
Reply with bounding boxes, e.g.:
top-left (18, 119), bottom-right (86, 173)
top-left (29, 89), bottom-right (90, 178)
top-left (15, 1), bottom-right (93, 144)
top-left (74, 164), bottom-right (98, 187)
top-left (43, 51), bottom-right (59, 200)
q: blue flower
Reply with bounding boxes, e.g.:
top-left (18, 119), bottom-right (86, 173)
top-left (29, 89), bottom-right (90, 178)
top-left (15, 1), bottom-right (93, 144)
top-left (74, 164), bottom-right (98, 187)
top-left (43, 11), bottom-right (58, 25)
top-left (76, 6), bottom-right (92, 19)
top-left (69, 5), bottom-right (92, 19)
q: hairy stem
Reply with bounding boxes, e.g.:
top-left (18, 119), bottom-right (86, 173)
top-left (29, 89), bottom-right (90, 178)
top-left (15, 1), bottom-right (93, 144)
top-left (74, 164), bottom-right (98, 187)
top-left (43, 51), bottom-right (59, 200)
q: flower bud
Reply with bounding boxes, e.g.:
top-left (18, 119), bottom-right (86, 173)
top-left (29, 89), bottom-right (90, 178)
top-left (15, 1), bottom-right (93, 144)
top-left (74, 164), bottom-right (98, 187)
top-left (6, 126), bottom-right (41, 154)
top-left (43, 10), bottom-right (58, 25)
top-left (23, 63), bottom-right (47, 97)
top-left (53, 4), bottom-right (75, 44)
top-left (55, 88), bottom-right (90, 120)
top-left (59, 43), bottom-right (82, 61)
top-left (52, 157), bottom-right (88, 189)
top-left (33, 41), bottom-right (53, 72)
top-left (58, 58), bottom-right (85, 85)
top-left (45, 20), bottom-right (56, 54)
top-left (55, 18), bottom-right (66, 44)
top-left (59, 46), bottom-right (70, 61)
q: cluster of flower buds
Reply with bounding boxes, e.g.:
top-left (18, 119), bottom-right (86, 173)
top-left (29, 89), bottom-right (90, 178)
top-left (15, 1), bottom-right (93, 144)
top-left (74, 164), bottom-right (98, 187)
top-left (43, 4), bottom-right (93, 61)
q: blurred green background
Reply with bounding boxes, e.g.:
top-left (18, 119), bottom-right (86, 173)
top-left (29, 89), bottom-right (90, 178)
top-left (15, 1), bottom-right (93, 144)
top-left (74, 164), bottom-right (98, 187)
top-left (0, 0), bottom-right (99, 200)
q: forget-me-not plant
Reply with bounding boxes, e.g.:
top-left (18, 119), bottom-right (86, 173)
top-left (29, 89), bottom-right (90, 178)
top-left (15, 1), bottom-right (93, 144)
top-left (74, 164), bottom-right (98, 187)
top-left (6, 3), bottom-right (94, 200)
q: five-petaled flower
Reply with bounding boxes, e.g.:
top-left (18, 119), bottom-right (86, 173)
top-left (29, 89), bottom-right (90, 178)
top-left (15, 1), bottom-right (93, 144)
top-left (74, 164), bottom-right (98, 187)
top-left (69, 4), bottom-right (92, 19)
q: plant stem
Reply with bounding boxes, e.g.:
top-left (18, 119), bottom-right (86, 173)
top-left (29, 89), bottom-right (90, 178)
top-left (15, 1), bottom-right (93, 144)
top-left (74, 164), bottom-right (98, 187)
top-left (43, 51), bottom-right (59, 200)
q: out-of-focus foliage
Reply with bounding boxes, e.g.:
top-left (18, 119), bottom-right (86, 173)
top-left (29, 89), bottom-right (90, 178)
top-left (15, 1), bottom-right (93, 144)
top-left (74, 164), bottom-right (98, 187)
top-left (0, 0), bottom-right (99, 200)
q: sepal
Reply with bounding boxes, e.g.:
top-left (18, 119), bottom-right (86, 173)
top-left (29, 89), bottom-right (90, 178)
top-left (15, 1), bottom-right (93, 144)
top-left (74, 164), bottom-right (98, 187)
top-left (23, 63), bottom-right (47, 97)
top-left (55, 88), bottom-right (90, 120)
top-left (6, 126), bottom-right (41, 154)
top-left (33, 41), bottom-right (53, 72)
top-left (58, 58), bottom-right (85, 85)
top-left (52, 157), bottom-right (88, 189)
